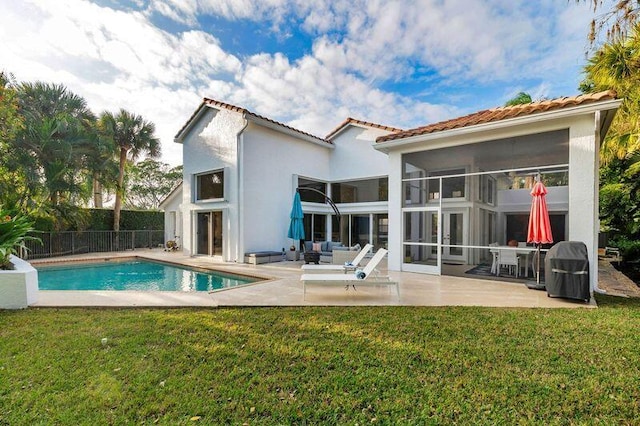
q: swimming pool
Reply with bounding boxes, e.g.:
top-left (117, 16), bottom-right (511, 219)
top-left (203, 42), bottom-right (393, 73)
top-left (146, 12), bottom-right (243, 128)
top-left (36, 259), bottom-right (259, 292)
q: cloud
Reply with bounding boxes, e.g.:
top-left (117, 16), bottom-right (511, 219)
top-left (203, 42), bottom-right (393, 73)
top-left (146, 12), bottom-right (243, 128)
top-left (0, 0), bottom-right (242, 165)
top-left (0, 0), bottom-right (594, 167)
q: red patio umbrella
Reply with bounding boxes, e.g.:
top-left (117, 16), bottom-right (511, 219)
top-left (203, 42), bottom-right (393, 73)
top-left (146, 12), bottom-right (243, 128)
top-left (527, 180), bottom-right (553, 284)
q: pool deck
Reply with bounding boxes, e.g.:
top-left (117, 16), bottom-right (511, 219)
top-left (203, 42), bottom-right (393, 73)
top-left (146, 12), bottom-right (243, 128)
top-left (27, 249), bottom-right (600, 309)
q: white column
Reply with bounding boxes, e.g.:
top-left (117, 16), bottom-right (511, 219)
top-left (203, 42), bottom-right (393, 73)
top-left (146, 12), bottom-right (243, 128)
top-left (568, 115), bottom-right (598, 292)
top-left (387, 152), bottom-right (403, 271)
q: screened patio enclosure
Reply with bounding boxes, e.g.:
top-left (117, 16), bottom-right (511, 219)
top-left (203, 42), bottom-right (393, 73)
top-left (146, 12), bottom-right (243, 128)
top-left (401, 130), bottom-right (569, 278)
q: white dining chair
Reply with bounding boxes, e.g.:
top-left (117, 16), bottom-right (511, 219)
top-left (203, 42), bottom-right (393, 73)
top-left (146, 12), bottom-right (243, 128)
top-left (497, 249), bottom-right (520, 277)
top-left (489, 242), bottom-right (499, 274)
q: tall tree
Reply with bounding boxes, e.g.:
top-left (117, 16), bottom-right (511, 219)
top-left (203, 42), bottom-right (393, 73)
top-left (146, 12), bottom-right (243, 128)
top-left (15, 82), bottom-right (97, 205)
top-left (582, 23), bottom-right (640, 242)
top-left (504, 92), bottom-right (532, 106)
top-left (0, 72), bottom-right (25, 209)
top-left (85, 126), bottom-right (119, 208)
top-left (125, 160), bottom-right (182, 210)
top-left (582, 23), bottom-right (640, 163)
top-left (99, 109), bottom-right (160, 231)
top-left (578, 0), bottom-right (640, 45)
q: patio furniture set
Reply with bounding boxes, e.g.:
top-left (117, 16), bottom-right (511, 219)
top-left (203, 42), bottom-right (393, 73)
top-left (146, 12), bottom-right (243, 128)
top-left (489, 242), bottom-right (537, 278)
top-left (244, 241), bottom-right (360, 265)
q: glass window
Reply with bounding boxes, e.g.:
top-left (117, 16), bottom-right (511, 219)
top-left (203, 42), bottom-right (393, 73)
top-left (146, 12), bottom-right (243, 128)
top-left (298, 177), bottom-right (327, 203)
top-left (303, 213), bottom-right (327, 241)
top-left (350, 214), bottom-right (370, 248)
top-left (313, 214), bottom-right (327, 241)
top-left (478, 175), bottom-right (496, 205)
top-left (373, 214), bottom-right (388, 249)
top-left (428, 169), bottom-right (465, 200)
top-left (196, 170), bottom-right (224, 201)
top-left (331, 178), bottom-right (388, 203)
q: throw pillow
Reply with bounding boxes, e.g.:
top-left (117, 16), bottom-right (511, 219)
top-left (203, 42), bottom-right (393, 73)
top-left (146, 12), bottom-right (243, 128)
top-left (312, 242), bottom-right (322, 252)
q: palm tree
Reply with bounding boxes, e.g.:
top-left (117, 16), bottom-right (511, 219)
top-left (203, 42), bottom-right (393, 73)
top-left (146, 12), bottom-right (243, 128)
top-left (99, 109), bottom-right (160, 231)
top-left (15, 82), bottom-right (97, 206)
top-left (504, 92), bottom-right (532, 106)
top-left (582, 23), bottom-right (640, 163)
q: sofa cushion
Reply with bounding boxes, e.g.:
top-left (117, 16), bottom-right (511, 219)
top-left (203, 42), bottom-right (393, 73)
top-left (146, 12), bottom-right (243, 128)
top-left (321, 241), bottom-right (330, 252)
top-left (304, 241), bottom-right (313, 252)
top-left (328, 241), bottom-right (343, 250)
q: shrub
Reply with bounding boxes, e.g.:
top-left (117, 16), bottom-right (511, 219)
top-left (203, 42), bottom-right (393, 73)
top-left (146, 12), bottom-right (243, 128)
top-left (0, 208), bottom-right (40, 270)
top-left (610, 237), bottom-right (640, 262)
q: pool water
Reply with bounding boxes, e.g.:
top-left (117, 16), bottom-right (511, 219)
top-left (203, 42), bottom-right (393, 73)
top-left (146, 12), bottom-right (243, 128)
top-left (36, 260), bottom-right (258, 292)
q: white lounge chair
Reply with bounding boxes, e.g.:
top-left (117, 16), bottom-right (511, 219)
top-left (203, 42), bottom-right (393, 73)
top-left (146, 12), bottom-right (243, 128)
top-left (301, 248), bottom-right (398, 299)
top-left (301, 243), bottom-right (373, 272)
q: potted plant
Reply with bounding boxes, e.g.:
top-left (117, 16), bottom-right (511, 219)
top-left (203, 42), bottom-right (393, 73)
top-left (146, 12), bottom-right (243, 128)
top-left (0, 208), bottom-right (40, 309)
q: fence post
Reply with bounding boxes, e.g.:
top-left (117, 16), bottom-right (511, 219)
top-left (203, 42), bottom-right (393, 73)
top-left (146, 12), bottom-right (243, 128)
top-left (71, 232), bottom-right (75, 255)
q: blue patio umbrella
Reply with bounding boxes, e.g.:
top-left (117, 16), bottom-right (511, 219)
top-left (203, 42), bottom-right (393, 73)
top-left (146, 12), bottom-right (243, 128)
top-left (287, 192), bottom-right (305, 245)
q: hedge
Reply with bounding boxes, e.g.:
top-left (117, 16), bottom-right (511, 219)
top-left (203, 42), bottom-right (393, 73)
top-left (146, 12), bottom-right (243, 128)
top-left (34, 209), bottom-right (164, 232)
top-left (86, 209), bottom-right (164, 231)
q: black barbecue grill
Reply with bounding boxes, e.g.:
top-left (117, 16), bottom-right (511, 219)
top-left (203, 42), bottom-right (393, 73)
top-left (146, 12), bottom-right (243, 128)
top-left (544, 241), bottom-right (590, 302)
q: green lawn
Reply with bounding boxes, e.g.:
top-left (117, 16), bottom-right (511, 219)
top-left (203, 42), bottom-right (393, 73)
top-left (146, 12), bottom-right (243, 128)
top-left (1, 296), bottom-right (640, 424)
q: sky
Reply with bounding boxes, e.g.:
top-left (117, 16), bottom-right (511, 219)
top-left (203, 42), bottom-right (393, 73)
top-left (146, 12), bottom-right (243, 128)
top-left (1, 0), bottom-right (601, 166)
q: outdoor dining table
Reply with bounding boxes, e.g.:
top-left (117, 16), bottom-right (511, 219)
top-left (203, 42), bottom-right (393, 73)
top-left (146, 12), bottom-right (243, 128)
top-left (490, 246), bottom-right (535, 278)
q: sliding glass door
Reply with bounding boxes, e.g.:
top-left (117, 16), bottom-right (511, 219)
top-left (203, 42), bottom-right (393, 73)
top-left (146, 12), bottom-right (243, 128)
top-left (196, 211), bottom-right (223, 256)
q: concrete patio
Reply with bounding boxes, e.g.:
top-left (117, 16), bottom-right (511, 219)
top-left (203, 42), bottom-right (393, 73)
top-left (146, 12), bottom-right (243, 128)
top-left (26, 249), bottom-right (601, 308)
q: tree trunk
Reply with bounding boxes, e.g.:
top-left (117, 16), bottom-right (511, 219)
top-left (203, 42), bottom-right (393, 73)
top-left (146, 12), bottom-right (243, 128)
top-left (93, 172), bottom-right (103, 208)
top-left (113, 148), bottom-right (127, 232)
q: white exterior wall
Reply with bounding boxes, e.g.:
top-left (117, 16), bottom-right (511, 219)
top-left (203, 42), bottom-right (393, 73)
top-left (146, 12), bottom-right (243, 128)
top-left (161, 188), bottom-right (183, 245)
top-left (330, 126), bottom-right (391, 181)
top-left (242, 122), bottom-right (331, 254)
top-left (568, 115), bottom-right (599, 291)
top-left (498, 187), bottom-right (569, 213)
top-left (181, 108), bottom-right (246, 259)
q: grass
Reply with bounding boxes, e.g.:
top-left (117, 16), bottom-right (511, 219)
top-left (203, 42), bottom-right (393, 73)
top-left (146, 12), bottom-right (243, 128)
top-left (1, 296), bottom-right (640, 424)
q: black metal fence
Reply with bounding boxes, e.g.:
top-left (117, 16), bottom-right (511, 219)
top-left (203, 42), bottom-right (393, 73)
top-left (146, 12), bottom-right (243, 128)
top-left (24, 230), bottom-right (165, 259)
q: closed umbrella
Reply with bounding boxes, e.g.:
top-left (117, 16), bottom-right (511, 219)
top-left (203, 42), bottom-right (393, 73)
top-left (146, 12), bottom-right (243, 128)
top-left (527, 179), bottom-right (553, 285)
top-left (287, 192), bottom-right (305, 249)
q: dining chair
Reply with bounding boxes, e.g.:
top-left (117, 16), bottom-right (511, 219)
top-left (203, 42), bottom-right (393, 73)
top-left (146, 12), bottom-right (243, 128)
top-left (497, 249), bottom-right (520, 277)
top-left (489, 242), bottom-right (499, 274)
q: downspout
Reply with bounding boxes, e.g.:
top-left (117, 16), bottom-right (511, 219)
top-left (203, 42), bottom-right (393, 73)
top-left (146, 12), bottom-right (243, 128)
top-left (236, 115), bottom-right (250, 262)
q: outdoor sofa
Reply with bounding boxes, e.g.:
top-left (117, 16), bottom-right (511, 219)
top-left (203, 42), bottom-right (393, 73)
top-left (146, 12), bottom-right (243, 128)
top-left (303, 241), bottom-right (352, 263)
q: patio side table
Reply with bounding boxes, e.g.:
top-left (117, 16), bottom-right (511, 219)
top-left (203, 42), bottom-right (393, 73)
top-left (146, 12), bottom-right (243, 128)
top-left (286, 250), bottom-right (299, 261)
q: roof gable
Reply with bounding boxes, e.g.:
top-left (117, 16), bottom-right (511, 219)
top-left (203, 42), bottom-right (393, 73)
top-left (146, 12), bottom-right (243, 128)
top-left (326, 117), bottom-right (402, 140)
top-left (159, 180), bottom-right (183, 209)
top-left (174, 98), bottom-right (331, 146)
top-left (376, 90), bottom-right (618, 143)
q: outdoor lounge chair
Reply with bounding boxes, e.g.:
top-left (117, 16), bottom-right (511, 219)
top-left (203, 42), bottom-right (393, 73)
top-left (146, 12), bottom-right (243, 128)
top-left (300, 248), bottom-right (398, 299)
top-left (300, 243), bottom-right (373, 272)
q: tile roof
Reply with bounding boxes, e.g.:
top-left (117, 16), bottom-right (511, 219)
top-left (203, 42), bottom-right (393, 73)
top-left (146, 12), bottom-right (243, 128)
top-left (325, 117), bottom-right (403, 139)
top-left (376, 90), bottom-right (618, 143)
top-left (175, 97), bottom-right (330, 145)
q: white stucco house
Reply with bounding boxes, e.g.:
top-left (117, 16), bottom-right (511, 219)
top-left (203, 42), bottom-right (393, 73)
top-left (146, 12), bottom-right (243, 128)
top-left (163, 91), bottom-right (620, 292)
